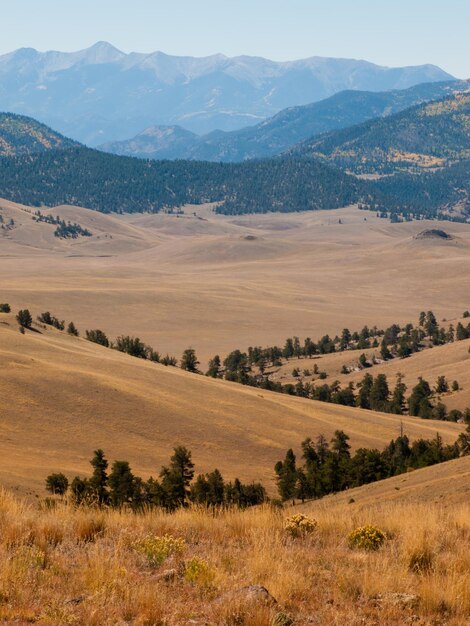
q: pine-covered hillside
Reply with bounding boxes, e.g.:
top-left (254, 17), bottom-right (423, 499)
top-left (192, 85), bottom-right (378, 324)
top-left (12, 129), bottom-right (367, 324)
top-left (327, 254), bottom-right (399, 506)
top-left (292, 93), bottom-right (470, 175)
top-left (0, 112), bottom-right (78, 156)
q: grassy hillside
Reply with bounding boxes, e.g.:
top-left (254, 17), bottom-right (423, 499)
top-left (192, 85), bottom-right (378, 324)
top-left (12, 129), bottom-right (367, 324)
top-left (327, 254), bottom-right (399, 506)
top-left (268, 332), bottom-right (470, 413)
top-left (0, 112), bottom-right (78, 156)
top-left (293, 93), bottom-right (470, 175)
top-left (2, 201), bottom-right (470, 366)
top-left (0, 311), bottom-right (462, 497)
top-left (0, 485), bottom-right (470, 624)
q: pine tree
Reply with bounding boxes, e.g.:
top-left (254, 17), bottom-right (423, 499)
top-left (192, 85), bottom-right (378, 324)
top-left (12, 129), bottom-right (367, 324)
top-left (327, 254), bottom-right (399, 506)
top-left (180, 348), bottom-right (200, 372)
top-left (67, 321), bottom-right (79, 336)
top-left (16, 309), bottom-right (32, 328)
top-left (275, 448), bottom-right (297, 503)
top-left (206, 355), bottom-right (221, 377)
top-left (390, 373), bottom-right (407, 415)
top-left (89, 449), bottom-right (109, 505)
top-left (370, 374), bottom-right (390, 412)
top-left (109, 461), bottom-right (135, 507)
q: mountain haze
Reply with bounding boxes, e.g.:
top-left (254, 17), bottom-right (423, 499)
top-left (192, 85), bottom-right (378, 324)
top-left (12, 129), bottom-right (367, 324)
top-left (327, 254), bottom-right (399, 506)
top-left (100, 80), bottom-right (469, 162)
top-left (0, 42), bottom-right (454, 145)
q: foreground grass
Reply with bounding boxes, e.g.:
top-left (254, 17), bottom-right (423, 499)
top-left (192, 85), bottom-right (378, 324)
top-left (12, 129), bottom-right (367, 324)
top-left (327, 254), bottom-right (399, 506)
top-left (0, 490), bottom-right (469, 625)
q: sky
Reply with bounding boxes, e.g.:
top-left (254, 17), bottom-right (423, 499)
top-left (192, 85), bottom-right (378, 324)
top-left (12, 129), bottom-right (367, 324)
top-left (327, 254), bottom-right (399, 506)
top-left (1, 0), bottom-right (469, 78)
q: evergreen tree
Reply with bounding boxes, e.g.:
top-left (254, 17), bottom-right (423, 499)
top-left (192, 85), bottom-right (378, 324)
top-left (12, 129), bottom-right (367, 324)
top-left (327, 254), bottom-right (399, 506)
top-left (180, 347), bottom-right (200, 373)
top-left (370, 374), bottom-right (390, 412)
top-left (160, 446), bottom-right (195, 509)
top-left (408, 377), bottom-right (433, 418)
top-left (16, 309), bottom-right (32, 328)
top-left (108, 461), bottom-right (135, 507)
top-left (206, 355), bottom-right (221, 378)
top-left (45, 473), bottom-right (69, 496)
top-left (275, 448), bottom-right (298, 503)
top-left (67, 321), bottom-right (79, 336)
top-left (390, 373), bottom-right (407, 415)
top-left (89, 449), bottom-right (109, 505)
top-left (357, 373), bottom-right (374, 409)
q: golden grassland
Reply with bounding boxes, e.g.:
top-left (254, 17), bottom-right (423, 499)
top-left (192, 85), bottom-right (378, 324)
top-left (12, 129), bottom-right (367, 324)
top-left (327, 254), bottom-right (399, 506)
top-left (0, 487), bottom-right (470, 625)
top-left (0, 312), bottom-right (463, 497)
top-left (1, 199), bottom-right (470, 366)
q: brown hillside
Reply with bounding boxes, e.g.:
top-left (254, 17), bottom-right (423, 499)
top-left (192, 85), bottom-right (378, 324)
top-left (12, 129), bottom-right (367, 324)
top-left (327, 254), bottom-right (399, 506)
top-left (0, 314), bottom-right (462, 497)
top-left (1, 200), bottom-right (470, 368)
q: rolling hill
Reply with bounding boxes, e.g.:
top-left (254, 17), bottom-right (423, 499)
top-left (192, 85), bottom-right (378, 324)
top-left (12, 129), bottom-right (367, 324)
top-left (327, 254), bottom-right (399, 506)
top-left (100, 80), bottom-right (469, 162)
top-left (0, 42), bottom-right (454, 144)
top-left (0, 310), bottom-right (463, 497)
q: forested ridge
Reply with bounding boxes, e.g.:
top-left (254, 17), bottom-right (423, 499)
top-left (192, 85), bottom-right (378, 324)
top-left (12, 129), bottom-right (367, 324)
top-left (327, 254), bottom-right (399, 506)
top-left (291, 93), bottom-right (470, 174)
top-left (0, 94), bottom-right (469, 219)
top-left (0, 147), bottom-right (362, 214)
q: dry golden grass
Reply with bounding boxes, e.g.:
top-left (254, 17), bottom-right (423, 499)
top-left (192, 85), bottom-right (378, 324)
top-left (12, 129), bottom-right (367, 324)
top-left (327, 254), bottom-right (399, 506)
top-left (0, 487), bottom-right (470, 625)
top-left (1, 199), bottom-right (470, 366)
top-left (0, 312), bottom-right (463, 498)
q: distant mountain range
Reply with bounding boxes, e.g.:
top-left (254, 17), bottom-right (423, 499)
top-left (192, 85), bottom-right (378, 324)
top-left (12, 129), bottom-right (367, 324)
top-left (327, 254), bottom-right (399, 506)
top-left (100, 80), bottom-right (469, 162)
top-left (0, 42), bottom-right (454, 145)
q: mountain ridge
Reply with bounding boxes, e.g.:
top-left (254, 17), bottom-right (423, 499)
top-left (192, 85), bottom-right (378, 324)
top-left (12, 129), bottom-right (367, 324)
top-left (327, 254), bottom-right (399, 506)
top-left (100, 80), bottom-right (470, 162)
top-left (0, 42), bottom-right (454, 144)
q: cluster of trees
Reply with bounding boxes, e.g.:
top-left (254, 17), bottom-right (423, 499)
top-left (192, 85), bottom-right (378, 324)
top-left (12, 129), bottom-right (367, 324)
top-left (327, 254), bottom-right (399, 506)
top-left (208, 311), bottom-right (468, 385)
top-left (85, 329), bottom-right (178, 366)
top-left (0, 214), bottom-right (15, 230)
top-left (275, 425), bottom-right (470, 502)
top-left (33, 211), bottom-right (92, 238)
top-left (37, 311), bottom-right (79, 336)
top-left (46, 447), bottom-right (266, 510)
top-left (10, 302), bottom-right (470, 422)
top-left (203, 311), bottom-right (469, 422)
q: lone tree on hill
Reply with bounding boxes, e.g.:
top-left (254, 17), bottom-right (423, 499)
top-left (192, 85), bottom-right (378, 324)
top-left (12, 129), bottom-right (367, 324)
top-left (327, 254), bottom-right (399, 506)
top-left (180, 347), bottom-right (200, 373)
top-left (67, 321), bottom-right (79, 336)
top-left (16, 309), bottom-right (32, 329)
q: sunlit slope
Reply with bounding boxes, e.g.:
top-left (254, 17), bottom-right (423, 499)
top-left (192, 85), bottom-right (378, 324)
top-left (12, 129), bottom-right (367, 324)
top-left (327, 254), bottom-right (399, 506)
top-left (2, 202), bottom-right (470, 366)
top-left (303, 455), bottom-right (470, 510)
top-left (270, 334), bottom-right (470, 412)
top-left (0, 314), bottom-right (462, 497)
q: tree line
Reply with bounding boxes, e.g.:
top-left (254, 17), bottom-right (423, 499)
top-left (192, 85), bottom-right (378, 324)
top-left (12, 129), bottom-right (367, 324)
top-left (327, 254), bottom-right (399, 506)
top-left (46, 447), bottom-right (265, 510)
top-left (8, 303), bottom-right (470, 420)
top-left (275, 424), bottom-right (470, 503)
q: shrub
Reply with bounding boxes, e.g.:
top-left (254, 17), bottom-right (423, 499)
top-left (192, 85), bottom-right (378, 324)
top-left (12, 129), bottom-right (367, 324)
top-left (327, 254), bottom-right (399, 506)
top-left (284, 513), bottom-right (317, 538)
top-left (184, 556), bottom-right (215, 586)
top-left (45, 472), bottom-right (69, 496)
top-left (133, 534), bottom-right (186, 567)
top-left (348, 525), bottom-right (386, 551)
top-left (0, 303), bottom-right (11, 313)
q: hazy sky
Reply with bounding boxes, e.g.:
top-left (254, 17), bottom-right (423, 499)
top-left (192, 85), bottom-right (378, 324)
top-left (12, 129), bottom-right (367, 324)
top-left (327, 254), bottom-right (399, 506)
top-left (2, 0), bottom-right (469, 78)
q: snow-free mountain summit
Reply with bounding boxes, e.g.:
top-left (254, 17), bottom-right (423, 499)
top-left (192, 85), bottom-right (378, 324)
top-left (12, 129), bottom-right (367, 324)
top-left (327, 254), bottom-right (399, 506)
top-left (0, 41), bottom-right (454, 144)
